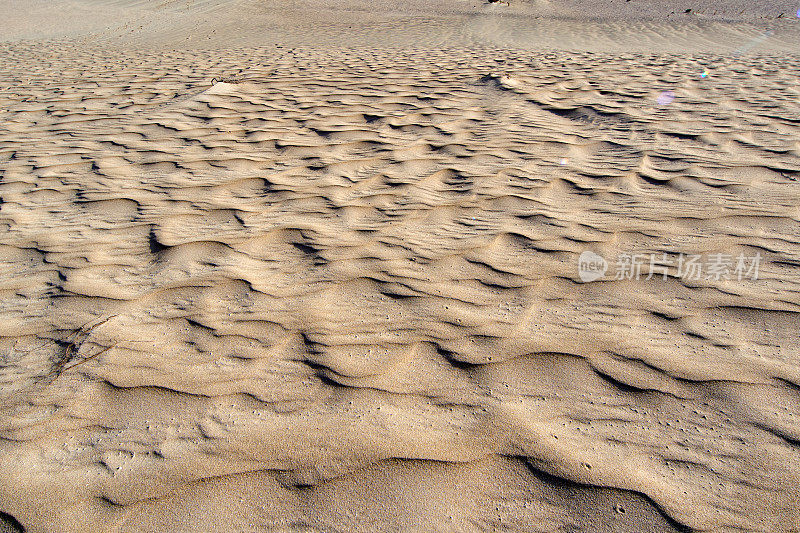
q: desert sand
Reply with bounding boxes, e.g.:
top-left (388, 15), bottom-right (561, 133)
top-left (0, 1), bottom-right (799, 532)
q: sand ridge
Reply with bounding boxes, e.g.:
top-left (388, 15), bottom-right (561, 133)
top-left (0, 42), bottom-right (799, 531)
top-left (1, 0), bottom-right (800, 529)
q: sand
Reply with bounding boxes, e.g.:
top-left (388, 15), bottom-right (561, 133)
top-left (0, 1), bottom-right (799, 532)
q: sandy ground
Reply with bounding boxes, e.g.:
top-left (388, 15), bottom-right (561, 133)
top-left (1, 1), bottom-right (799, 532)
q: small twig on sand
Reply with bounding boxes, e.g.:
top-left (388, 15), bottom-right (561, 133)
top-left (61, 344), bottom-right (116, 372)
top-left (210, 76), bottom-right (245, 85)
top-left (51, 315), bottom-right (117, 377)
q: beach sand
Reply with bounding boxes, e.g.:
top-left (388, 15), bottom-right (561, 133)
top-left (1, 1), bottom-right (799, 531)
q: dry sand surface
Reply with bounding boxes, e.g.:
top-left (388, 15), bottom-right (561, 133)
top-left (1, 1), bottom-right (800, 532)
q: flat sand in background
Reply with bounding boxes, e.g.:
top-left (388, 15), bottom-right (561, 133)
top-left (0, 1), bottom-right (799, 532)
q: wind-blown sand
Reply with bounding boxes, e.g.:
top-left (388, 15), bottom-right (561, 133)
top-left (1, 1), bottom-right (799, 532)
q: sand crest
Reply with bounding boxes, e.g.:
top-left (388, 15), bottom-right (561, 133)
top-left (1, 1), bottom-right (799, 532)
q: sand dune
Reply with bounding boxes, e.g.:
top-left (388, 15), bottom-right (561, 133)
top-left (1, 1), bottom-right (799, 532)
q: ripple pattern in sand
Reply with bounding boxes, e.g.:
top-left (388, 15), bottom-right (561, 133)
top-left (0, 44), bottom-right (799, 532)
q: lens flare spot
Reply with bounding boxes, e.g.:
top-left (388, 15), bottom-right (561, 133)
top-left (657, 90), bottom-right (675, 106)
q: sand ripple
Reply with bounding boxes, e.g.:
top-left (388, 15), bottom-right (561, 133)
top-left (0, 44), bottom-right (799, 532)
